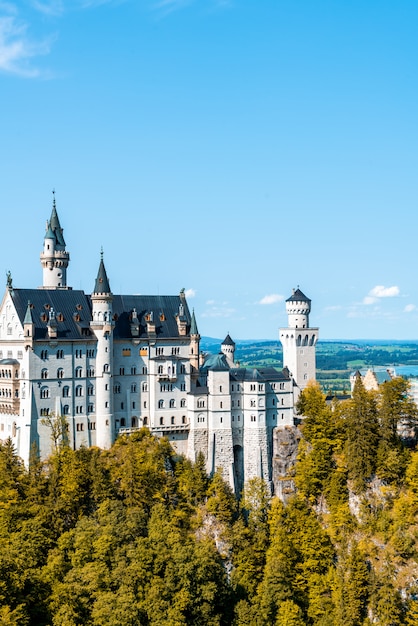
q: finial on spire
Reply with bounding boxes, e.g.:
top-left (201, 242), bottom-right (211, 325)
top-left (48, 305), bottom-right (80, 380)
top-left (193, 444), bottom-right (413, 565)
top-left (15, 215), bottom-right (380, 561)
top-left (100, 246), bottom-right (104, 261)
top-left (6, 270), bottom-right (12, 290)
top-left (52, 189), bottom-right (56, 209)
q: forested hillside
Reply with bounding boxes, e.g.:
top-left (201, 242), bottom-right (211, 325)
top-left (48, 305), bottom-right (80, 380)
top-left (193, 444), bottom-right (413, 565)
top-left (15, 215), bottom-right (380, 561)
top-left (1, 377), bottom-right (418, 625)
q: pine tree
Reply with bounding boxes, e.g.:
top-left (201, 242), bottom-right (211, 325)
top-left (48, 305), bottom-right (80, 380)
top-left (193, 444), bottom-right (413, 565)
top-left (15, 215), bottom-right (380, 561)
top-left (344, 377), bottom-right (379, 492)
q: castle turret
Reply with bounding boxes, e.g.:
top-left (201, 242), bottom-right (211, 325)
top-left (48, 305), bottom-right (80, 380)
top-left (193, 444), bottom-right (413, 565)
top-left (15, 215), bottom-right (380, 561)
top-left (279, 287), bottom-right (318, 396)
top-left (23, 301), bottom-right (35, 348)
top-left (189, 309), bottom-right (200, 378)
top-left (221, 333), bottom-right (235, 367)
top-left (40, 192), bottom-right (70, 289)
top-left (90, 252), bottom-right (114, 449)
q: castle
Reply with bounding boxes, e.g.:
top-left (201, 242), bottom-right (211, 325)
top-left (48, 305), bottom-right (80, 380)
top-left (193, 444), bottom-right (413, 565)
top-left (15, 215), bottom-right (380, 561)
top-left (0, 197), bottom-right (318, 493)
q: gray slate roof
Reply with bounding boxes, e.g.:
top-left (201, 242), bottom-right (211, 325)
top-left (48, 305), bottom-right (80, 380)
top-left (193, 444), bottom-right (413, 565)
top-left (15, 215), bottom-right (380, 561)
top-left (286, 288), bottom-right (311, 303)
top-left (94, 257), bottom-right (111, 294)
top-left (10, 289), bottom-right (192, 342)
top-left (222, 333), bottom-right (235, 346)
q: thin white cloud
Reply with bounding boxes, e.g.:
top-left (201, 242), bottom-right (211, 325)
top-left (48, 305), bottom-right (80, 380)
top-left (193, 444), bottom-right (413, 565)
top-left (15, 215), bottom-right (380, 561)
top-left (404, 304), bottom-right (416, 313)
top-left (363, 285), bottom-right (400, 305)
top-left (259, 293), bottom-right (283, 305)
top-left (363, 296), bottom-right (378, 305)
top-left (369, 285), bottom-right (400, 298)
top-left (201, 304), bottom-right (235, 319)
top-left (0, 15), bottom-right (52, 77)
top-left (185, 288), bottom-right (195, 298)
top-left (30, 0), bottom-right (64, 16)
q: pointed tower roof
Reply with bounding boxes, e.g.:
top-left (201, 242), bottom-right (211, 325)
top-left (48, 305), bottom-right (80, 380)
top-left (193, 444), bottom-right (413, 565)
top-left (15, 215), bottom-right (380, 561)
top-left (286, 287), bottom-right (311, 303)
top-left (222, 333), bottom-right (235, 346)
top-left (93, 250), bottom-right (111, 294)
top-left (23, 301), bottom-right (34, 325)
top-left (44, 221), bottom-right (56, 241)
top-left (49, 192), bottom-right (66, 246)
top-left (190, 309), bottom-right (199, 335)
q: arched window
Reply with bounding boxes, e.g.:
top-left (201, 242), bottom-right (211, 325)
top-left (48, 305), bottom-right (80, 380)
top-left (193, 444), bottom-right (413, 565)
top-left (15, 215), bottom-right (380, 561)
top-left (104, 364), bottom-right (109, 373)
top-left (171, 416), bottom-right (175, 425)
top-left (120, 418), bottom-right (126, 427)
top-left (63, 405), bottom-right (69, 415)
top-left (75, 367), bottom-right (82, 378)
top-left (62, 386), bottom-right (70, 397)
top-left (75, 385), bottom-right (83, 397)
top-left (40, 386), bottom-right (49, 399)
top-left (180, 398), bottom-right (186, 408)
top-left (131, 383), bottom-right (137, 393)
top-left (160, 416), bottom-right (164, 425)
top-left (41, 368), bottom-right (48, 379)
top-left (143, 416), bottom-right (148, 426)
top-left (158, 399), bottom-right (164, 409)
top-left (142, 382), bottom-right (148, 392)
top-left (169, 399), bottom-right (175, 408)
top-left (57, 368), bottom-right (64, 379)
top-left (158, 365), bottom-right (164, 374)
top-left (131, 417), bottom-right (137, 427)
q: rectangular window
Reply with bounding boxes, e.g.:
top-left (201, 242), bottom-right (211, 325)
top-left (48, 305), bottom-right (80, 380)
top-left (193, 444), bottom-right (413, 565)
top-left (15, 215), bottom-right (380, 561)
top-left (122, 349), bottom-right (131, 356)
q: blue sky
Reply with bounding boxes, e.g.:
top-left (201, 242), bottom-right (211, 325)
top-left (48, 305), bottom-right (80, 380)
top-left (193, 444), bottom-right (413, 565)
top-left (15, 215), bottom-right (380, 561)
top-left (1, 0), bottom-right (418, 340)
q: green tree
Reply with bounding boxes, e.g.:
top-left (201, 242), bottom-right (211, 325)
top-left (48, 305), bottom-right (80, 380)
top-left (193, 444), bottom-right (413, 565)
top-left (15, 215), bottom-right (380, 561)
top-left (275, 600), bottom-right (305, 626)
top-left (344, 377), bottom-right (379, 492)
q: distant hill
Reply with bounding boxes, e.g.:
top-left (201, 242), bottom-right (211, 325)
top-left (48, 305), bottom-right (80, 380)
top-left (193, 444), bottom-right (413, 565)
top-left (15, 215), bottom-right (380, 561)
top-left (200, 338), bottom-right (418, 394)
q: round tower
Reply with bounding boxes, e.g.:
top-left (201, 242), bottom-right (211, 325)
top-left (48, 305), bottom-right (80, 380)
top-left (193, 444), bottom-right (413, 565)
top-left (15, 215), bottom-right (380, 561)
top-left (90, 252), bottom-right (114, 449)
top-left (40, 192), bottom-right (70, 289)
top-left (221, 333), bottom-right (235, 366)
top-left (285, 288), bottom-right (311, 329)
top-left (279, 287), bottom-right (318, 395)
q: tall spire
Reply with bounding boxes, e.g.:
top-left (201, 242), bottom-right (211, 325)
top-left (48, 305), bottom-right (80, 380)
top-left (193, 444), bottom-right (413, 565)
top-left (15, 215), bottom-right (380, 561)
top-left (94, 249), bottom-right (111, 294)
top-left (190, 309), bottom-right (199, 335)
top-left (23, 301), bottom-right (34, 325)
top-left (49, 190), bottom-right (66, 246)
top-left (40, 191), bottom-right (70, 289)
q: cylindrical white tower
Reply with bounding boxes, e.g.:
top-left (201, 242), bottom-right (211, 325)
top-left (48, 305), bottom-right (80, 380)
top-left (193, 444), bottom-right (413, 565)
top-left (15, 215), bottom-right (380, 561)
top-left (40, 194), bottom-right (70, 289)
top-left (279, 287), bottom-right (318, 394)
top-left (221, 333), bottom-right (235, 366)
top-left (90, 253), bottom-right (114, 449)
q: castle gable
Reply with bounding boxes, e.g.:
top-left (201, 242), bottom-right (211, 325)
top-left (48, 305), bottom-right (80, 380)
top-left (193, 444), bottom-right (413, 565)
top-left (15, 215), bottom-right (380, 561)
top-left (0, 291), bottom-right (23, 341)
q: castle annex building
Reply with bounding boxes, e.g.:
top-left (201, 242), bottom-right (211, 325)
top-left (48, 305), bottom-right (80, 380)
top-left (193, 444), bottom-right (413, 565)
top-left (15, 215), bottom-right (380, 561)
top-left (0, 199), bottom-right (318, 493)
